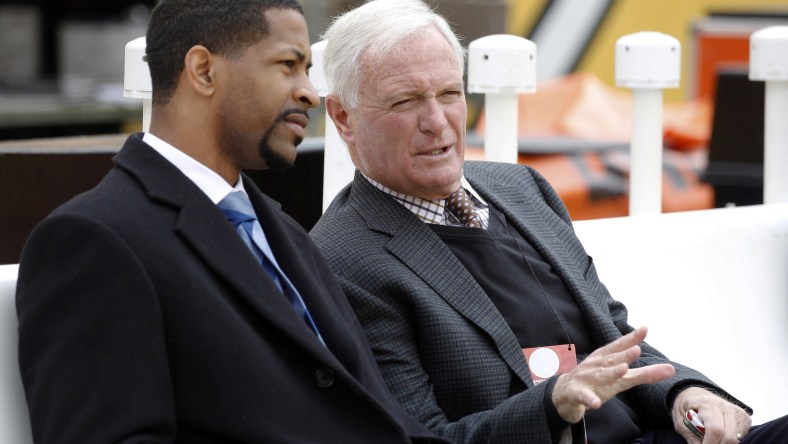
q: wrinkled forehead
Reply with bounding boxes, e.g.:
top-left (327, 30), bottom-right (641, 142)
top-left (360, 29), bottom-right (461, 81)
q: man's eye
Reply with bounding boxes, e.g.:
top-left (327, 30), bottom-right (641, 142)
top-left (392, 98), bottom-right (411, 107)
top-left (281, 60), bottom-right (296, 68)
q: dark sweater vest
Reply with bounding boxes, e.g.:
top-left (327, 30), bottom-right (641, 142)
top-left (429, 207), bottom-right (641, 443)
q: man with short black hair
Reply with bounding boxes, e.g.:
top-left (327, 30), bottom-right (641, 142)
top-left (16, 1), bottom-right (445, 442)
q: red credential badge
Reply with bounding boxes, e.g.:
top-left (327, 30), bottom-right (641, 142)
top-left (522, 344), bottom-right (577, 384)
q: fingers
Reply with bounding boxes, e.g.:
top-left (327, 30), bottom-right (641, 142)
top-left (593, 325), bottom-right (649, 357)
top-left (709, 406), bottom-right (751, 444)
top-left (672, 387), bottom-right (752, 444)
top-left (552, 326), bottom-right (677, 425)
top-left (553, 362), bottom-right (674, 424)
top-left (722, 411), bottom-right (739, 443)
top-left (586, 362), bottom-right (630, 397)
top-left (702, 413), bottom-right (737, 444)
top-left (736, 409), bottom-right (753, 439)
top-left (588, 326), bottom-right (675, 388)
top-left (553, 374), bottom-right (598, 424)
top-left (621, 363), bottom-right (676, 386)
top-left (573, 385), bottom-right (602, 411)
top-left (721, 407), bottom-right (742, 442)
top-left (584, 327), bottom-right (648, 372)
top-left (584, 343), bottom-right (641, 376)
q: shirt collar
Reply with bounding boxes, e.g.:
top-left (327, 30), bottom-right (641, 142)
top-left (362, 173), bottom-right (487, 225)
top-left (142, 132), bottom-right (245, 203)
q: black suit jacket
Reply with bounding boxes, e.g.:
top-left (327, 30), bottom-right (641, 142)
top-left (311, 162), bottom-right (750, 443)
top-left (16, 133), bottom-right (443, 443)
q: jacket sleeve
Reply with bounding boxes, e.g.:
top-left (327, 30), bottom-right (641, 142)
top-left (17, 213), bottom-right (176, 443)
top-left (334, 272), bottom-right (559, 444)
top-left (526, 164), bottom-right (752, 425)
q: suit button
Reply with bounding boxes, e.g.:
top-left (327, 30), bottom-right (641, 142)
top-left (314, 368), bottom-right (334, 388)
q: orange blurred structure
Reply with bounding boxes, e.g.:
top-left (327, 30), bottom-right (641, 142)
top-left (469, 73), bottom-right (714, 220)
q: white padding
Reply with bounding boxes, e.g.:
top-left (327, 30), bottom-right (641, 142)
top-left (574, 204), bottom-right (788, 424)
top-left (0, 264), bottom-right (33, 443)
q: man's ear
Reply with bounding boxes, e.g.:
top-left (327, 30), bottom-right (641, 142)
top-left (183, 45), bottom-right (216, 97)
top-left (326, 95), bottom-right (355, 146)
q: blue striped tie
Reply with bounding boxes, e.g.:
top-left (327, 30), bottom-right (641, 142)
top-left (218, 191), bottom-right (324, 344)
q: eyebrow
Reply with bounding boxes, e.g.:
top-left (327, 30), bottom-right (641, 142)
top-left (286, 47), bottom-right (311, 69)
top-left (396, 81), bottom-right (464, 98)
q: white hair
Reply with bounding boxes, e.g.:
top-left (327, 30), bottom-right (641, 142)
top-left (322, 0), bottom-right (465, 109)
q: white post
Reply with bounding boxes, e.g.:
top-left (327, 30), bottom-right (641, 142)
top-left (123, 37), bottom-right (152, 132)
top-left (749, 26), bottom-right (788, 204)
top-left (615, 32), bottom-right (680, 216)
top-left (630, 88), bottom-right (663, 216)
top-left (311, 40), bottom-right (353, 213)
top-left (467, 35), bottom-right (536, 164)
top-left (141, 98), bottom-right (152, 133)
top-left (482, 94), bottom-right (519, 164)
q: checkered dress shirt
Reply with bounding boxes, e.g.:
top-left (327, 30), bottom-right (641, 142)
top-left (362, 174), bottom-right (490, 229)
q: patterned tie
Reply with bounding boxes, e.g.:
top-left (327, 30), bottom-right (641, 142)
top-left (446, 188), bottom-right (482, 228)
top-left (218, 191), bottom-right (324, 343)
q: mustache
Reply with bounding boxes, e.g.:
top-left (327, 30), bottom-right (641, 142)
top-left (277, 109), bottom-right (310, 123)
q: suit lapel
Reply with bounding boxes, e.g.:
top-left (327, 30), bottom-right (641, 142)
top-left (113, 135), bottom-right (336, 361)
top-left (244, 176), bottom-right (365, 369)
top-left (349, 174), bottom-right (533, 386)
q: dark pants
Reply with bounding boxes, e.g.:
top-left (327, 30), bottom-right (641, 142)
top-left (632, 415), bottom-right (788, 443)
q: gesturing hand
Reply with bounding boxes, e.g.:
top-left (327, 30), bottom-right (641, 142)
top-left (551, 326), bottom-right (676, 424)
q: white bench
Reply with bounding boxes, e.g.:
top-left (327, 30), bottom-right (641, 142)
top-left (575, 203), bottom-right (788, 424)
top-left (2, 204), bottom-right (786, 437)
top-left (0, 263), bottom-right (33, 443)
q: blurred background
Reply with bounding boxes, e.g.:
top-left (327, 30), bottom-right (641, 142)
top-left (1, 0), bottom-right (787, 263)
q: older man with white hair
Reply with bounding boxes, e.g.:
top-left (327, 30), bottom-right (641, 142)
top-left (312, 0), bottom-right (788, 443)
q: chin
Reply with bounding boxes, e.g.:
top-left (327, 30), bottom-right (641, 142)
top-left (259, 137), bottom-right (299, 170)
top-left (437, 174), bottom-right (463, 192)
top-left (263, 148), bottom-right (297, 170)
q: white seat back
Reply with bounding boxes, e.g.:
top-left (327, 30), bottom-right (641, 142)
top-left (0, 264), bottom-right (33, 443)
top-left (574, 204), bottom-right (788, 424)
top-left (3, 205), bottom-right (785, 435)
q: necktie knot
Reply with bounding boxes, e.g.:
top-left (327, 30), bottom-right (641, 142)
top-left (217, 191), bottom-right (256, 226)
top-left (446, 188), bottom-right (482, 228)
top-left (218, 191), bottom-right (265, 265)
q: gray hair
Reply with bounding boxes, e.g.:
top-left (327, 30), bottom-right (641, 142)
top-left (322, 0), bottom-right (465, 109)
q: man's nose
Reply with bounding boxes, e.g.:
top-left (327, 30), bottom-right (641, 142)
top-left (297, 76), bottom-right (320, 109)
top-left (418, 99), bottom-right (449, 135)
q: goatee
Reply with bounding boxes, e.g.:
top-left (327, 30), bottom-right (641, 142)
top-left (258, 109), bottom-right (308, 170)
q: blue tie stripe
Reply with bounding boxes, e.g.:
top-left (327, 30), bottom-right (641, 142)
top-left (221, 207), bottom-right (256, 225)
top-left (218, 191), bottom-right (324, 344)
top-left (224, 210), bottom-right (283, 291)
